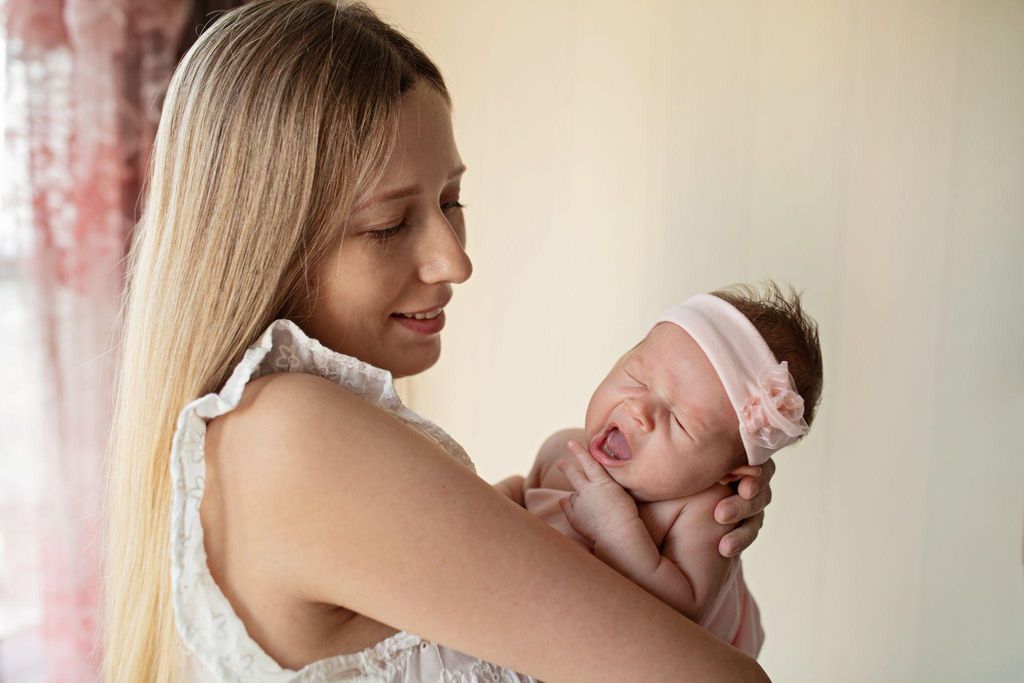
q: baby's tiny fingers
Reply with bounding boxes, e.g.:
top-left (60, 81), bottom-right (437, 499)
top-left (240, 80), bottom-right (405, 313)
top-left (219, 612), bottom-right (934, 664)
top-left (555, 458), bottom-right (588, 491)
top-left (566, 440), bottom-right (611, 482)
top-left (558, 494), bottom-right (581, 520)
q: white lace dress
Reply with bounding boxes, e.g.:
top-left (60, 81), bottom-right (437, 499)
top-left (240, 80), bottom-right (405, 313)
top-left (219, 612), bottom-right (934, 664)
top-left (168, 319), bottom-right (540, 682)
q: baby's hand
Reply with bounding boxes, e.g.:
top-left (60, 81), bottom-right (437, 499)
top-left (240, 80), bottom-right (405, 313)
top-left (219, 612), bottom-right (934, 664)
top-left (556, 440), bottom-right (640, 544)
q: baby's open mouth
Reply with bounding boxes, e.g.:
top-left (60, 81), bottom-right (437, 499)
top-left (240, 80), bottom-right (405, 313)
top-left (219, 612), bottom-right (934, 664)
top-left (598, 425), bottom-right (633, 461)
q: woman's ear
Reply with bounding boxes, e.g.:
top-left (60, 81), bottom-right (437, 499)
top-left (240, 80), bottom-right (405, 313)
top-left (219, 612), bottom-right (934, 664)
top-left (717, 464), bottom-right (762, 486)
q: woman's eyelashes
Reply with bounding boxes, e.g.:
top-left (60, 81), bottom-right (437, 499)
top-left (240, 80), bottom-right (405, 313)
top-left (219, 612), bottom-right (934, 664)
top-left (368, 200), bottom-right (466, 242)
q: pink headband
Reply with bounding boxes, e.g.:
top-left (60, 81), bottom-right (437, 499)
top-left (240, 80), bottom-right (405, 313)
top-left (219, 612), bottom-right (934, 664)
top-left (649, 294), bottom-right (809, 466)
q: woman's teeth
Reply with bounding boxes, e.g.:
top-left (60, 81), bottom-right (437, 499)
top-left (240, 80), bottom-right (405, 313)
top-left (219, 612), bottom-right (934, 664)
top-left (395, 308), bottom-right (443, 320)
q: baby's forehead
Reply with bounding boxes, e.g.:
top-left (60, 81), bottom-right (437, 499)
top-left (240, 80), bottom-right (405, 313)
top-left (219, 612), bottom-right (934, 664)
top-left (629, 323), bottom-right (704, 365)
top-left (625, 324), bottom-right (738, 434)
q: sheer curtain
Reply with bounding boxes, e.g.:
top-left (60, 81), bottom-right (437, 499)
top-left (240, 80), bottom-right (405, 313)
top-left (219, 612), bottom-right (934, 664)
top-left (0, 1), bottom-right (243, 679)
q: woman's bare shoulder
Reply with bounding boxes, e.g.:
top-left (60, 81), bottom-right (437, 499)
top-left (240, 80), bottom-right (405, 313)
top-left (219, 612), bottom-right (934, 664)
top-left (215, 369), bottom-right (401, 447)
top-left (231, 370), bottom-right (368, 425)
top-left (207, 371), bottom-right (356, 476)
top-left (206, 370), bottom-right (398, 505)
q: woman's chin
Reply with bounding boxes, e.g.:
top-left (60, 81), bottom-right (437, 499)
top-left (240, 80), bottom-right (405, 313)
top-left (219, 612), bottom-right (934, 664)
top-left (386, 344), bottom-right (441, 379)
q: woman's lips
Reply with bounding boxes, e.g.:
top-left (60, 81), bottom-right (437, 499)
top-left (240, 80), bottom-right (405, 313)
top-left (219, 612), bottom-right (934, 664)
top-left (589, 424), bottom-right (633, 468)
top-left (390, 310), bottom-right (445, 334)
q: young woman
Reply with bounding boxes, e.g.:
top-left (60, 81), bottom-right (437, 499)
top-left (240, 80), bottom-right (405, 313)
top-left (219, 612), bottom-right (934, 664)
top-left (102, 1), bottom-right (776, 680)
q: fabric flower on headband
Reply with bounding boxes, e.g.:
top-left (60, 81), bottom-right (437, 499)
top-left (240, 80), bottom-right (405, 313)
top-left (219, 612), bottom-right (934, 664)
top-left (739, 361), bottom-right (809, 450)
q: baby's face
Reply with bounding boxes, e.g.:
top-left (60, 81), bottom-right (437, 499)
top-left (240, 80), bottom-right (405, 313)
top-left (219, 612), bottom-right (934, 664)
top-left (583, 322), bottom-right (745, 502)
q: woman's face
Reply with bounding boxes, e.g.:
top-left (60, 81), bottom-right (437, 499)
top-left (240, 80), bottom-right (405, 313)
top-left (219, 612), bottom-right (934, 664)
top-left (303, 82), bottom-right (471, 378)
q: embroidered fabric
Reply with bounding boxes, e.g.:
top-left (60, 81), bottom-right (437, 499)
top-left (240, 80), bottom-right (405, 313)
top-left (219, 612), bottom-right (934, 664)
top-left (168, 319), bottom-right (539, 682)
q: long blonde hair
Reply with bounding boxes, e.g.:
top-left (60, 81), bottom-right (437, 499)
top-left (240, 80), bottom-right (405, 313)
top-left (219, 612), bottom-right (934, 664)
top-left (100, 2), bottom-right (450, 679)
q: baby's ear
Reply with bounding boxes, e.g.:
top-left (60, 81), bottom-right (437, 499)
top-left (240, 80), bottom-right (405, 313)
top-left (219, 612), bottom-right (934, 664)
top-left (717, 464), bottom-right (761, 486)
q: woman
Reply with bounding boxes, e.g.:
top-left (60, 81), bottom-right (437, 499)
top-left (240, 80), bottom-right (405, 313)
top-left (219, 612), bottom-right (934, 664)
top-left (101, 1), bottom-right (775, 680)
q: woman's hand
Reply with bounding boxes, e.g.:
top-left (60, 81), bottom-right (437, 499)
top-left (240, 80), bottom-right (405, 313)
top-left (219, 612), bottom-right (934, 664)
top-left (713, 457), bottom-right (776, 557)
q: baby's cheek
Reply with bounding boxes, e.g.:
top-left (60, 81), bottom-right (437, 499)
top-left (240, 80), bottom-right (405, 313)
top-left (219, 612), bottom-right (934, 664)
top-left (627, 450), bottom-right (673, 498)
top-left (582, 399), bottom-right (597, 435)
top-left (584, 375), bottom-right (620, 429)
top-left (665, 454), bottom-right (715, 498)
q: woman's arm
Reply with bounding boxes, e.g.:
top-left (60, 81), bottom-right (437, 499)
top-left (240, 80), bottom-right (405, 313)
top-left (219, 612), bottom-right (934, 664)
top-left (232, 373), bottom-right (768, 682)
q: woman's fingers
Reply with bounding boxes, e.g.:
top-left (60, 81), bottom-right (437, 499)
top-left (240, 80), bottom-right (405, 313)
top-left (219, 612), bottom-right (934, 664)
top-left (713, 464), bottom-right (773, 557)
top-left (733, 464), bottom-right (763, 480)
top-left (737, 458), bottom-right (776, 499)
top-left (717, 464), bottom-right (762, 486)
top-left (714, 483), bottom-right (772, 525)
top-left (718, 510), bottom-right (765, 557)
top-left (717, 456), bottom-right (775, 523)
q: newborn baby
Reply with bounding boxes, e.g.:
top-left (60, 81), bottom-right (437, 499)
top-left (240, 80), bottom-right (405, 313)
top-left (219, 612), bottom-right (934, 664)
top-left (522, 284), bottom-right (823, 657)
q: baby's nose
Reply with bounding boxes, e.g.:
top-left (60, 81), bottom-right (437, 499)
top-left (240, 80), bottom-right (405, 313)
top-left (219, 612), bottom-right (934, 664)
top-left (626, 398), bottom-right (653, 432)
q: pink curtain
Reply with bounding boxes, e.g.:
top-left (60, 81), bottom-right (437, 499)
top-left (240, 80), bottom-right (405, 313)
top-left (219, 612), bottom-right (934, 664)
top-left (1, 1), bottom-right (193, 679)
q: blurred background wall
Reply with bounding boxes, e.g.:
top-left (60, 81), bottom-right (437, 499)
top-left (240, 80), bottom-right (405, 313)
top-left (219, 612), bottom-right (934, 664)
top-left (374, 1), bottom-right (1024, 681)
top-left (2, 1), bottom-right (1021, 681)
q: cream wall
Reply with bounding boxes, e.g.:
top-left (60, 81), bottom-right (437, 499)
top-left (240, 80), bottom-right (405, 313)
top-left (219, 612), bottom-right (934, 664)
top-left (378, 1), bottom-right (1024, 680)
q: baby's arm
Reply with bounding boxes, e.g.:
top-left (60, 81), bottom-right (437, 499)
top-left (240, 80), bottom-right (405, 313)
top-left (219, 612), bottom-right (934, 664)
top-left (654, 484), bottom-right (738, 622)
top-left (587, 488), bottom-right (734, 623)
top-left (589, 515), bottom-right (701, 618)
top-left (557, 441), bottom-right (736, 623)
top-left (492, 427), bottom-right (583, 508)
top-left (492, 475), bottom-right (525, 507)
top-left (528, 427), bottom-right (588, 490)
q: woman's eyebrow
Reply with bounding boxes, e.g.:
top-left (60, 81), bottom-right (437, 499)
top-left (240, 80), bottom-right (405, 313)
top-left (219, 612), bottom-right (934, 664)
top-left (356, 164), bottom-right (467, 210)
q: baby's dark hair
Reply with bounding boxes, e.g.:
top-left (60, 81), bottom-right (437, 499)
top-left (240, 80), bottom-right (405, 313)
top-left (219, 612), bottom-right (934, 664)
top-left (712, 280), bottom-right (824, 428)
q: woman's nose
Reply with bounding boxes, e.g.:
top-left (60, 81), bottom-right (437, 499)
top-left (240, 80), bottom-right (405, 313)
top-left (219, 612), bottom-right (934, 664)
top-left (418, 211), bottom-right (472, 284)
top-left (624, 397), bottom-right (653, 433)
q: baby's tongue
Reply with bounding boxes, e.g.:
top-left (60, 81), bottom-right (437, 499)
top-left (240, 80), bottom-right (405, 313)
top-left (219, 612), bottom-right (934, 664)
top-left (605, 428), bottom-right (633, 460)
